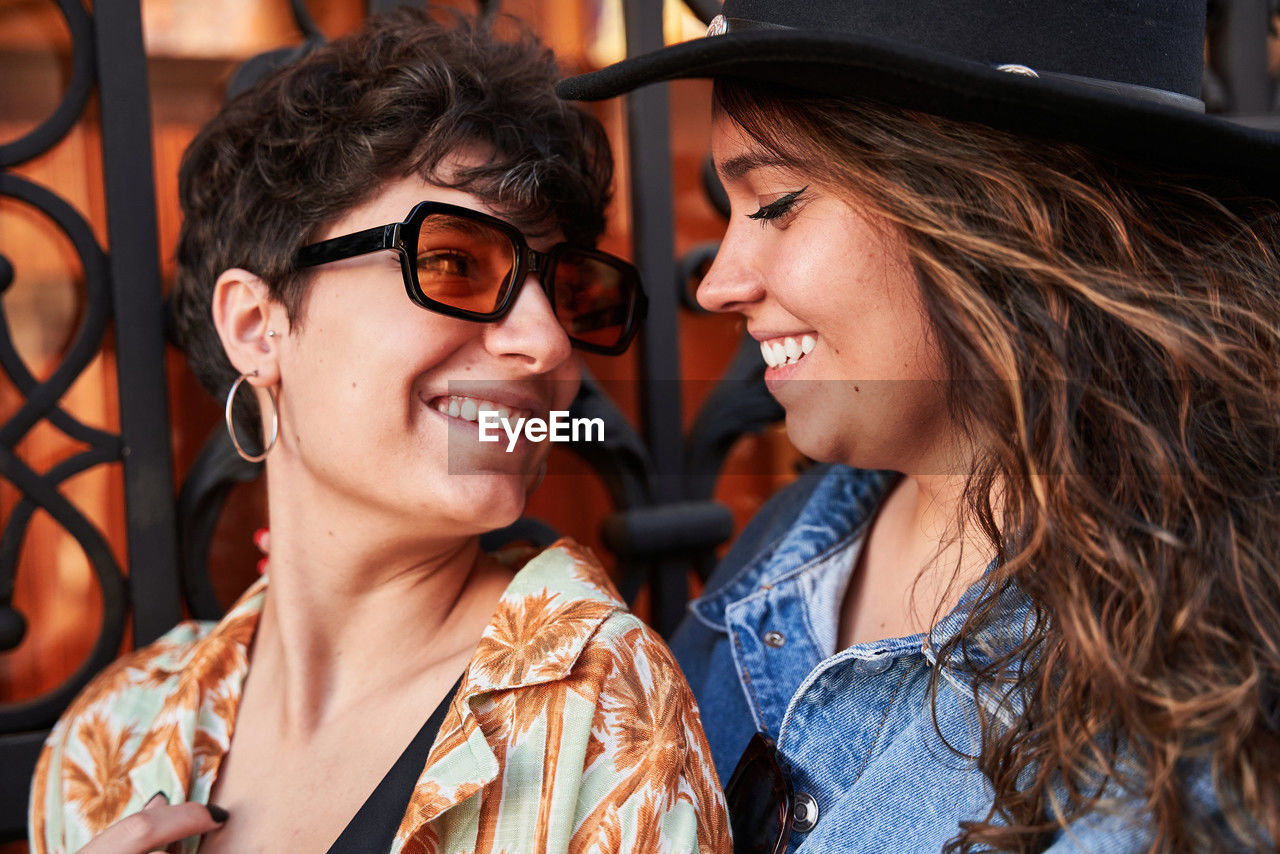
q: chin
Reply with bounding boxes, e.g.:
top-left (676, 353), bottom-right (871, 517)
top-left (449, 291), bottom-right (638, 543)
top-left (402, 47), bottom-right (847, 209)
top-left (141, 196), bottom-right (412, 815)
top-left (443, 471), bottom-right (531, 532)
top-left (783, 410), bottom-right (853, 466)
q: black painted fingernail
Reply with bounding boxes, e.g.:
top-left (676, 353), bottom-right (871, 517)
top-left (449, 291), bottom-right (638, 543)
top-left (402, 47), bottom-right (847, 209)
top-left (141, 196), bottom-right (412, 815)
top-left (145, 791), bottom-right (168, 807)
top-left (207, 803), bottom-right (230, 823)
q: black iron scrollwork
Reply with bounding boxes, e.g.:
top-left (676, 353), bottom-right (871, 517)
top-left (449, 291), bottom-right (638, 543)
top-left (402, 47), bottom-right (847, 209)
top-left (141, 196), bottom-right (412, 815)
top-left (0, 178), bottom-right (127, 717)
top-left (0, 0), bottom-right (95, 168)
top-left (0, 0), bottom-right (181, 837)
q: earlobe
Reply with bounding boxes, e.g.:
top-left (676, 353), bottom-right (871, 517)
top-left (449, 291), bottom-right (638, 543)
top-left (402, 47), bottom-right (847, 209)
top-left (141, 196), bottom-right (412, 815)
top-left (212, 268), bottom-right (284, 385)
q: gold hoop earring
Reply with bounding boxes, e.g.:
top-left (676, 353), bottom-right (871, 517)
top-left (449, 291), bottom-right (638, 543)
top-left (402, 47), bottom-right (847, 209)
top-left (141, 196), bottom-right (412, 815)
top-left (225, 371), bottom-right (279, 463)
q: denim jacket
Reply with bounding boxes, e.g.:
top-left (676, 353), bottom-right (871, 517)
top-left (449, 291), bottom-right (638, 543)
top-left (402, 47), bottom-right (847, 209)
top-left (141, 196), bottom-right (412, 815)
top-left (670, 465), bottom-right (1222, 853)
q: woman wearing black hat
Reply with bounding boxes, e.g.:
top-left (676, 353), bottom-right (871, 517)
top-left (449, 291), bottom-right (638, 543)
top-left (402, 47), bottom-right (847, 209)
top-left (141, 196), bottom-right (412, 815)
top-left (562, 1), bottom-right (1280, 850)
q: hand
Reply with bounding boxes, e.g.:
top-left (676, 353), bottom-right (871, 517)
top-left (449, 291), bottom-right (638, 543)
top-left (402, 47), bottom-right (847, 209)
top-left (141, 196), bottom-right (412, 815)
top-left (77, 792), bottom-right (227, 854)
top-left (253, 527), bottom-right (270, 574)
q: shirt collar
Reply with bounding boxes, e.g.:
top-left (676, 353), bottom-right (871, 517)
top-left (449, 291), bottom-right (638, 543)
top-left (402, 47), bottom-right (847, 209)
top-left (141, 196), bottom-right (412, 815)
top-left (397, 538), bottom-right (628, 836)
top-left (923, 571), bottom-right (1033, 671)
top-left (460, 537), bottom-right (626, 693)
top-left (691, 467), bottom-right (896, 631)
top-left (147, 538), bottom-right (625, 689)
top-left (145, 575), bottom-right (266, 677)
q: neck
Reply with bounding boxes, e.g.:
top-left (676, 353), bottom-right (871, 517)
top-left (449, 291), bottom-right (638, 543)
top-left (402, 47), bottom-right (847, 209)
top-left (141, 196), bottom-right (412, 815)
top-left (248, 471), bottom-right (509, 734)
top-left (896, 473), bottom-right (993, 614)
top-left (839, 471), bottom-right (996, 647)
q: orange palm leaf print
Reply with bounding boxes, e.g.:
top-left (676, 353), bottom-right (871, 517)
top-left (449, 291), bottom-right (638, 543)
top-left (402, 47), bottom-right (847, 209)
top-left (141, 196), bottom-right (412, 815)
top-left (602, 630), bottom-right (687, 784)
top-left (63, 714), bottom-right (139, 831)
top-left (631, 790), bottom-right (668, 852)
top-left (474, 591), bottom-right (615, 686)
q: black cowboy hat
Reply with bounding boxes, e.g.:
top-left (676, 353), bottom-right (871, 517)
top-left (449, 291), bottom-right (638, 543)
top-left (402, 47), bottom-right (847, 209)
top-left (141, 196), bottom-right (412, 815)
top-left (558, 0), bottom-right (1280, 197)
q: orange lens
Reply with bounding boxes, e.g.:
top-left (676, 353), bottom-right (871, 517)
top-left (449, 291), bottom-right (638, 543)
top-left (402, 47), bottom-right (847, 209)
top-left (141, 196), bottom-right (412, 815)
top-left (414, 215), bottom-right (517, 314)
top-left (551, 250), bottom-right (631, 348)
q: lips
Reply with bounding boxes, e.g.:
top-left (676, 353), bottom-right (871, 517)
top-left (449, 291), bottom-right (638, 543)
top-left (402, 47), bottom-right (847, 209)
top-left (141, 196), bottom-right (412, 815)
top-left (759, 334), bottom-right (815, 369)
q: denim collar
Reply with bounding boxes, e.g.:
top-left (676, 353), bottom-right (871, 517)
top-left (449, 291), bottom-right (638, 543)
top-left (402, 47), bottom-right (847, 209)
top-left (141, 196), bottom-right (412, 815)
top-left (691, 466), bottom-right (896, 631)
top-left (693, 466), bottom-right (1033, 678)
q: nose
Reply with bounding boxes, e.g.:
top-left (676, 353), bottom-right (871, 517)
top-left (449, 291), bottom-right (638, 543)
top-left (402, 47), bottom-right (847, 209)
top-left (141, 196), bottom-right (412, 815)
top-left (482, 273), bottom-right (573, 371)
top-left (695, 226), bottom-right (767, 314)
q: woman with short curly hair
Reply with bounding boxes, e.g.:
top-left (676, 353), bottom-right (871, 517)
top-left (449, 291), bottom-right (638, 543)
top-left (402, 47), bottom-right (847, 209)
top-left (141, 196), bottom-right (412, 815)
top-left (31, 9), bottom-right (729, 853)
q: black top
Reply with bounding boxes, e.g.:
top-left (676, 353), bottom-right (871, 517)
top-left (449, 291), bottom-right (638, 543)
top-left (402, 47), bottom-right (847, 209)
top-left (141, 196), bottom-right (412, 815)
top-left (325, 674), bottom-right (465, 853)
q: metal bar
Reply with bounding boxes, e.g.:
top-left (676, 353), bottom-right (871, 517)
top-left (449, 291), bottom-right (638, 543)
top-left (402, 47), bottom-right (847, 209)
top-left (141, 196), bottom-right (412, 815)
top-left (622, 0), bottom-right (686, 635)
top-left (0, 731), bottom-right (46, 840)
top-left (93, 2), bottom-right (183, 644)
top-left (622, 0), bottom-right (683, 484)
top-left (289, 0), bottom-right (326, 40)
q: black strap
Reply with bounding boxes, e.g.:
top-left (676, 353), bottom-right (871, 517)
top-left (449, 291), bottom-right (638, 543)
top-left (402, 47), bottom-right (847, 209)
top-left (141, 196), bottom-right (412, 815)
top-left (325, 674), bottom-right (465, 853)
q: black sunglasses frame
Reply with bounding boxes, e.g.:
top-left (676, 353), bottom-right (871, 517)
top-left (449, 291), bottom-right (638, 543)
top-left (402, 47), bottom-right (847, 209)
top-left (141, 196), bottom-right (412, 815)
top-left (725, 732), bottom-right (795, 854)
top-left (292, 200), bottom-right (647, 355)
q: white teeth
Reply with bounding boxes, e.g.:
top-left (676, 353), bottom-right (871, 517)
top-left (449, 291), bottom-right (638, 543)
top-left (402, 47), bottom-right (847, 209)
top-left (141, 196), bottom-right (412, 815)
top-left (438, 395), bottom-right (528, 426)
top-left (760, 335), bottom-right (816, 368)
top-left (759, 341), bottom-right (775, 368)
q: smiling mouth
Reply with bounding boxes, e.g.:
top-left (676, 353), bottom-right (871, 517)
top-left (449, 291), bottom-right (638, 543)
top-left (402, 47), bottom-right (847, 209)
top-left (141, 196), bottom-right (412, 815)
top-left (759, 334), bottom-right (816, 369)
top-left (429, 394), bottom-right (533, 426)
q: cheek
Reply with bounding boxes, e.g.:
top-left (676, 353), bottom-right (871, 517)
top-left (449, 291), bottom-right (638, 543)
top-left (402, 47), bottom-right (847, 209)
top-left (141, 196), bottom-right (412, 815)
top-left (282, 314), bottom-right (471, 431)
top-left (552, 359), bottom-right (583, 409)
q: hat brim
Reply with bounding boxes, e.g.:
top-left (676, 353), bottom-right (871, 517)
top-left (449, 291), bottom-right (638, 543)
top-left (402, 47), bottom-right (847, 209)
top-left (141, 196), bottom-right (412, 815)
top-left (558, 30), bottom-right (1280, 197)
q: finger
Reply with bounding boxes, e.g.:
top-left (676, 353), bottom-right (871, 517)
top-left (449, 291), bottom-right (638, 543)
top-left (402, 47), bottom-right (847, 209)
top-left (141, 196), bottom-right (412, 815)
top-left (142, 791), bottom-right (167, 810)
top-left (78, 803), bottom-right (227, 854)
top-left (253, 527), bottom-right (270, 554)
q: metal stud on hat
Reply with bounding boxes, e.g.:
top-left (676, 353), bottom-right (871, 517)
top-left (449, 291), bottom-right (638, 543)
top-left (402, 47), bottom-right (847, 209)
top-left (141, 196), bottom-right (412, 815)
top-left (995, 64), bottom-right (1039, 78)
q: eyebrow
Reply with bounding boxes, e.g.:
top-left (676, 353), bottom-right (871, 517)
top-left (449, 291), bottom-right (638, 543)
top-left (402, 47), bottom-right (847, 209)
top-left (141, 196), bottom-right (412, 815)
top-left (419, 216), bottom-right (509, 244)
top-left (715, 150), bottom-right (789, 182)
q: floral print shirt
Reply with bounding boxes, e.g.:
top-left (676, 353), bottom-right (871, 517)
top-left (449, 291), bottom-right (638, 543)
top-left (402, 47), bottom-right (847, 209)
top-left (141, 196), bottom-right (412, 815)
top-left (30, 539), bottom-right (731, 853)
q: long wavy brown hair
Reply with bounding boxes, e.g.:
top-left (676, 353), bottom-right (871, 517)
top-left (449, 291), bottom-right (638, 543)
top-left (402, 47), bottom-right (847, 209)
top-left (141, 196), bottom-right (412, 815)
top-left (715, 80), bottom-right (1280, 851)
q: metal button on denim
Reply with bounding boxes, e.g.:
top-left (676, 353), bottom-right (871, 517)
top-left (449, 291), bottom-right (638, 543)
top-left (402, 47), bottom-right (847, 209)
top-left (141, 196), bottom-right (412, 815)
top-left (793, 791), bottom-right (819, 832)
top-left (858, 656), bottom-right (893, 675)
top-left (763, 630), bottom-right (786, 648)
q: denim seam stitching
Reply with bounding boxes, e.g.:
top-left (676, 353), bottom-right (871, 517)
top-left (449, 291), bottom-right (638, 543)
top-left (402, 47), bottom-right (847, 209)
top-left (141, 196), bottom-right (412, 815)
top-left (767, 521), bottom-right (872, 590)
top-left (689, 530), bottom-right (793, 632)
top-left (851, 665), bottom-right (911, 787)
top-left (728, 622), bottom-right (772, 736)
top-left (693, 470), bottom-right (890, 632)
top-left (779, 642), bottom-right (889, 742)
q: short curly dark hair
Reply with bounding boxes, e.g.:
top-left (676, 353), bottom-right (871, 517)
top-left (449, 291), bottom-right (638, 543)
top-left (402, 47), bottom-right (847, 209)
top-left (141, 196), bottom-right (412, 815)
top-left (170, 6), bottom-right (614, 418)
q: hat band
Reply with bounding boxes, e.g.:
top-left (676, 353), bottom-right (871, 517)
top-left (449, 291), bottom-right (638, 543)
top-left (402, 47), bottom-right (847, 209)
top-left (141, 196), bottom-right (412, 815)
top-left (710, 15), bottom-right (1206, 115)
